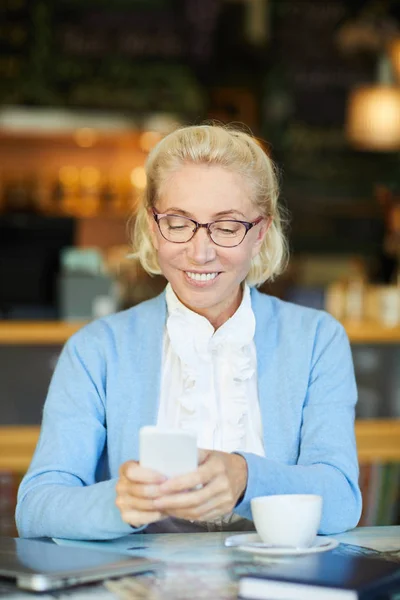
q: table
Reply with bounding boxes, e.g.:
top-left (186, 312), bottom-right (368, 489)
top-left (333, 525), bottom-right (400, 553)
top-left (5, 527), bottom-right (400, 599)
top-left (54, 526), bottom-right (400, 599)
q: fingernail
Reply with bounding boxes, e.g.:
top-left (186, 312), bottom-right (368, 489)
top-left (127, 467), bottom-right (136, 479)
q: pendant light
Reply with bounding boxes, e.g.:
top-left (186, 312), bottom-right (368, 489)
top-left (346, 54), bottom-right (400, 151)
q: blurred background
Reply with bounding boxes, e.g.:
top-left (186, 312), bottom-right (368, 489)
top-left (0, 0), bottom-right (400, 533)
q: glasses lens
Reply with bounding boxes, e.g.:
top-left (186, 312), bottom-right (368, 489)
top-left (158, 215), bottom-right (195, 242)
top-left (209, 220), bottom-right (247, 247)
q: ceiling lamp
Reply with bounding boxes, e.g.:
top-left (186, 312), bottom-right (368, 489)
top-left (346, 55), bottom-right (400, 151)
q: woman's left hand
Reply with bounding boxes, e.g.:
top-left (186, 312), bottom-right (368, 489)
top-left (152, 450), bottom-right (248, 522)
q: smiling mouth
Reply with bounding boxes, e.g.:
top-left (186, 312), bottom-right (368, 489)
top-left (185, 271), bottom-right (220, 282)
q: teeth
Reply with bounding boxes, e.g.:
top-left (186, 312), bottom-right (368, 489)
top-left (186, 272), bottom-right (218, 282)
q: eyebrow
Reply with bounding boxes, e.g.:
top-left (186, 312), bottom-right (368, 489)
top-left (163, 207), bottom-right (247, 219)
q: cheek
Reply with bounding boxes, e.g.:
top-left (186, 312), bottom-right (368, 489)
top-left (222, 247), bottom-right (253, 272)
top-left (156, 242), bottom-right (182, 268)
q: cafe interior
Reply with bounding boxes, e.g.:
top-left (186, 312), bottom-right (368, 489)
top-left (0, 0), bottom-right (400, 540)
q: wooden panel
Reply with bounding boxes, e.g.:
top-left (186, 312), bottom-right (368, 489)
top-left (342, 321), bottom-right (400, 344)
top-left (0, 426), bottom-right (40, 472)
top-left (1, 421), bottom-right (399, 474)
top-left (0, 322), bottom-right (85, 345)
top-left (356, 419), bottom-right (400, 463)
top-left (1, 320), bottom-right (400, 345)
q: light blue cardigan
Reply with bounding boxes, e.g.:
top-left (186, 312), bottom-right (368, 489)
top-left (16, 288), bottom-right (362, 540)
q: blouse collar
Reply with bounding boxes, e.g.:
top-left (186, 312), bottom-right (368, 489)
top-left (165, 282), bottom-right (255, 359)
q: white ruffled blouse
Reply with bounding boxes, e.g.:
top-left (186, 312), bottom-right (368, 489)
top-left (157, 283), bottom-right (265, 460)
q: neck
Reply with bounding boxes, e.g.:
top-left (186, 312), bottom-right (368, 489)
top-left (209, 289), bottom-right (242, 329)
top-left (176, 286), bottom-right (243, 330)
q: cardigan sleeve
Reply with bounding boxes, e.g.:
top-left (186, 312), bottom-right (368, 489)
top-left (15, 328), bottom-right (141, 540)
top-left (234, 315), bottom-right (362, 535)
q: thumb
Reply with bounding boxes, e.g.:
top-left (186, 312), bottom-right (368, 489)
top-left (119, 459), bottom-right (139, 480)
top-left (198, 448), bottom-right (211, 465)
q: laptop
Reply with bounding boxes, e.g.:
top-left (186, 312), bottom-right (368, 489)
top-left (0, 537), bottom-right (161, 592)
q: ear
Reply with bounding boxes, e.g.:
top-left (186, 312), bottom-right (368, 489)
top-left (251, 216), bottom-right (271, 258)
top-left (147, 208), bottom-right (160, 250)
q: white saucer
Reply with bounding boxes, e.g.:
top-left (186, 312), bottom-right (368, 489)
top-left (224, 533), bottom-right (339, 557)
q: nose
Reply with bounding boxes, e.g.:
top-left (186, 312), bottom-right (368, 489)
top-left (186, 226), bottom-right (216, 264)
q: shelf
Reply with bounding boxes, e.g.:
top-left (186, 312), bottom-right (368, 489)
top-left (0, 420), bottom-right (399, 473)
top-left (0, 426), bottom-right (40, 472)
top-left (1, 319), bottom-right (400, 345)
top-left (356, 419), bottom-right (400, 463)
top-left (0, 321), bottom-right (86, 345)
top-left (341, 321), bottom-right (400, 344)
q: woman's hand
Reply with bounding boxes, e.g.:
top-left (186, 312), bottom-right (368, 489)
top-left (152, 450), bottom-right (248, 522)
top-left (115, 460), bottom-right (167, 528)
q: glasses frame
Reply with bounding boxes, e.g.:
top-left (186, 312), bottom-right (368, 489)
top-left (152, 209), bottom-right (267, 248)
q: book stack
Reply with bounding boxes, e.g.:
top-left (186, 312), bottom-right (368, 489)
top-left (238, 551), bottom-right (400, 600)
top-left (0, 470), bottom-right (18, 536)
top-left (359, 463), bottom-right (400, 526)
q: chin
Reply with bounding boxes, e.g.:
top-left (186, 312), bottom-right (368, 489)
top-left (179, 290), bottom-right (218, 310)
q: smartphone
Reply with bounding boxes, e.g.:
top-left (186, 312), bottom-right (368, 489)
top-left (139, 426), bottom-right (198, 478)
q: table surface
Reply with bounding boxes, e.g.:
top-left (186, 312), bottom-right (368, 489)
top-left (55, 524), bottom-right (400, 560)
top-left (5, 526), bottom-right (400, 599)
top-left (61, 526), bottom-right (400, 599)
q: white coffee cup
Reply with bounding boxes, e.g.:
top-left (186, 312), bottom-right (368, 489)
top-left (251, 494), bottom-right (323, 548)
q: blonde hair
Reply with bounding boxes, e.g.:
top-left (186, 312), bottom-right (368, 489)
top-left (131, 123), bottom-right (289, 286)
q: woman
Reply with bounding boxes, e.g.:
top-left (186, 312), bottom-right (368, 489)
top-left (16, 124), bottom-right (361, 540)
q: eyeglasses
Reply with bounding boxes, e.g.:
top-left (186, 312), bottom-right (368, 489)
top-left (152, 209), bottom-right (266, 248)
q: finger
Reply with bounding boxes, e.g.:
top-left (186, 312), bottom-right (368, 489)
top-left (119, 508), bottom-right (165, 527)
top-left (154, 475), bottom-right (228, 511)
top-left (159, 472), bottom-right (203, 495)
top-left (119, 460), bottom-right (138, 478)
top-left (115, 486), bottom-right (168, 524)
top-left (197, 449), bottom-right (210, 464)
top-left (120, 461), bottom-right (167, 484)
top-left (197, 506), bottom-right (226, 522)
top-left (159, 457), bottom-right (221, 494)
top-left (116, 490), bottom-right (161, 513)
top-left (193, 492), bottom-right (234, 521)
top-left (165, 492), bottom-right (230, 522)
top-left (122, 480), bottom-right (164, 500)
top-left (116, 476), bottom-right (165, 508)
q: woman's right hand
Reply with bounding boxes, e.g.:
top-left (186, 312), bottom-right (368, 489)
top-left (115, 460), bottom-right (167, 528)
